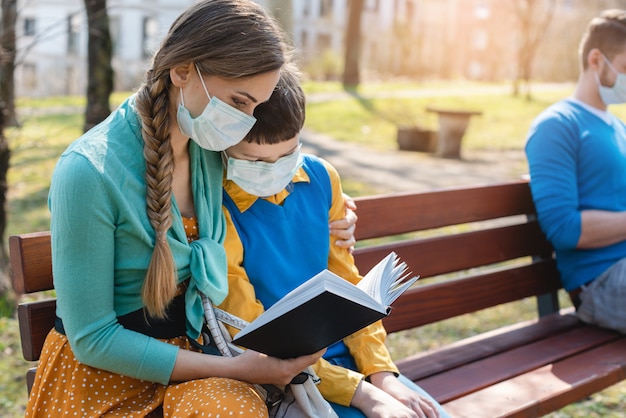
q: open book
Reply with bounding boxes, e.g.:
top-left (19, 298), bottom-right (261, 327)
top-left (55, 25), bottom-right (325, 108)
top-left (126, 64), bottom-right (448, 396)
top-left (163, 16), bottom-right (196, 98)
top-left (231, 252), bottom-right (418, 359)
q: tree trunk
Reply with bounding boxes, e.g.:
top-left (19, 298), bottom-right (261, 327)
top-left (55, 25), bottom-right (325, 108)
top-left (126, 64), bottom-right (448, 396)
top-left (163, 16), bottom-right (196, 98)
top-left (342, 0), bottom-right (364, 89)
top-left (0, 0), bottom-right (17, 126)
top-left (0, 0), bottom-right (16, 306)
top-left (512, 0), bottom-right (555, 100)
top-left (0, 109), bottom-right (7, 245)
top-left (84, 0), bottom-right (114, 132)
top-left (0, 89), bottom-right (14, 311)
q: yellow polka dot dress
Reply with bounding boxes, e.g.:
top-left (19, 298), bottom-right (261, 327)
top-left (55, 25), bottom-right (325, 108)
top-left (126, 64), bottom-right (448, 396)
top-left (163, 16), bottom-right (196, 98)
top-left (25, 217), bottom-right (268, 417)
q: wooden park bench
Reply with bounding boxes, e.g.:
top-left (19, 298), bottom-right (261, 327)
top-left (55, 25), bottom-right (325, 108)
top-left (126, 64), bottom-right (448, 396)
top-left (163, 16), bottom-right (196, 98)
top-left (10, 180), bottom-right (626, 417)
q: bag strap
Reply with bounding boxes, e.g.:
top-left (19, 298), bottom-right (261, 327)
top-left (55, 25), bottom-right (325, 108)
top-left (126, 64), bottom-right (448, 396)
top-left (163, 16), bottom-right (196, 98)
top-left (213, 307), bottom-right (250, 331)
top-left (201, 294), bottom-right (285, 407)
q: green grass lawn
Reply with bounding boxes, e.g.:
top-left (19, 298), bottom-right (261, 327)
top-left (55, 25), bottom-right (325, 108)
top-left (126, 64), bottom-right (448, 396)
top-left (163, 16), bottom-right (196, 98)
top-left (303, 81), bottom-right (573, 151)
top-left (3, 81), bottom-right (626, 417)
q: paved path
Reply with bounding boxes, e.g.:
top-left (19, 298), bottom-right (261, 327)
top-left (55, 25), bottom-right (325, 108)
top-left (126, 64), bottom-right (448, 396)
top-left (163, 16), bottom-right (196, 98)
top-left (300, 128), bottom-right (529, 194)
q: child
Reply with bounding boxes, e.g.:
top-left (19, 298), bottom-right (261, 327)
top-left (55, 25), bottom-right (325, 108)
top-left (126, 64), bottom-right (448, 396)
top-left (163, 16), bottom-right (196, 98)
top-left (218, 67), bottom-right (449, 418)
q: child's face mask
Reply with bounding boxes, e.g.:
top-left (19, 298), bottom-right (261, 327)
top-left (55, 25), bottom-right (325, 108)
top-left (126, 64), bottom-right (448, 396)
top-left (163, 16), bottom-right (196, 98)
top-left (224, 144), bottom-right (303, 197)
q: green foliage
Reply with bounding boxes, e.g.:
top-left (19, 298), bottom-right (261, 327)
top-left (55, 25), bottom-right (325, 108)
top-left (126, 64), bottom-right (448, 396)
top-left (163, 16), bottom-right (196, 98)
top-left (0, 292), bottom-right (15, 318)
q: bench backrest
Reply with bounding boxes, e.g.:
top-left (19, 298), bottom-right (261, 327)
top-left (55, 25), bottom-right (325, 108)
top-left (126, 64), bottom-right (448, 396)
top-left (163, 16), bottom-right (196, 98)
top-left (352, 180), bottom-right (561, 333)
top-left (10, 230), bottom-right (55, 391)
top-left (10, 180), bottom-right (560, 390)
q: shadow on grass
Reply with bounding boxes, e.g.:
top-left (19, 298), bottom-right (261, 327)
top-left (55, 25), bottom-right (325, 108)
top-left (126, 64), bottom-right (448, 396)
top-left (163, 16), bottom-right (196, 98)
top-left (342, 87), bottom-right (407, 126)
top-left (9, 143), bottom-right (68, 169)
top-left (6, 185), bottom-right (51, 236)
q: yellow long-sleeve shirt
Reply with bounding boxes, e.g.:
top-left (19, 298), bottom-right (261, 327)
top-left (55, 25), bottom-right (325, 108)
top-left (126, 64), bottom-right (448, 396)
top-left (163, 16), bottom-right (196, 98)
top-left (218, 156), bottom-right (398, 406)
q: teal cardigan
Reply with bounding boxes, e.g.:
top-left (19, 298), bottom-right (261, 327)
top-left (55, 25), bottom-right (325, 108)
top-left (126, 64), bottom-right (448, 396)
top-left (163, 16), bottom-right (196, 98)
top-left (49, 95), bottom-right (227, 384)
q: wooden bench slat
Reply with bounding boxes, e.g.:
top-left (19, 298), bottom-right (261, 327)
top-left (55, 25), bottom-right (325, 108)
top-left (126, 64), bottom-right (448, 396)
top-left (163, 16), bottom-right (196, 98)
top-left (383, 259), bottom-right (561, 332)
top-left (418, 325), bottom-right (624, 403)
top-left (10, 231), bottom-right (53, 294)
top-left (17, 299), bottom-right (56, 361)
top-left (26, 368), bottom-right (37, 394)
top-left (396, 310), bottom-right (580, 381)
top-left (441, 338), bottom-right (626, 418)
top-left (354, 221), bottom-right (552, 277)
top-left (354, 181), bottom-right (535, 240)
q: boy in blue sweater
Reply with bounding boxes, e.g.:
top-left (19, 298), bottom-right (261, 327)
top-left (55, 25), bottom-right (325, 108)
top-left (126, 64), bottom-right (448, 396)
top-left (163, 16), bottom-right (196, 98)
top-left (218, 67), bottom-right (448, 417)
top-left (526, 9), bottom-right (626, 333)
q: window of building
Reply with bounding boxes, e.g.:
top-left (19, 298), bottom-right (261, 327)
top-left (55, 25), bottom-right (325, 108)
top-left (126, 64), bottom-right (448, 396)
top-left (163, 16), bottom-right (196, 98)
top-left (23, 63), bottom-right (37, 90)
top-left (23, 17), bottom-right (36, 36)
top-left (366, 0), bottom-right (379, 12)
top-left (109, 16), bottom-right (121, 56)
top-left (67, 13), bottom-right (80, 55)
top-left (474, 3), bottom-right (490, 20)
top-left (317, 33), bottom-right (331, 51)
top-left (142, 16), bottom-right (158, 58)
top-left (472, 29), bottom-right (488, 50)
top-left (561, 0), bottom-right (574, 12)
top-left (320, 0), bottom-right (333, 17)
top-left (300, 30), bottom-right (308, 50)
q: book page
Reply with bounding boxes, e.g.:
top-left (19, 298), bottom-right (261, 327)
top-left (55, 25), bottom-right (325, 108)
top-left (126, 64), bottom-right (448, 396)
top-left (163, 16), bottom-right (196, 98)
top-left (356, 252), bottom-right (419, 306)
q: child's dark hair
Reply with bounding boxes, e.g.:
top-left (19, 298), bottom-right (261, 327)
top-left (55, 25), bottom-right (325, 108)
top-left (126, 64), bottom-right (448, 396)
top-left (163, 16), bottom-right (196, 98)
top-left (244, 64), bottom-right (304, 144)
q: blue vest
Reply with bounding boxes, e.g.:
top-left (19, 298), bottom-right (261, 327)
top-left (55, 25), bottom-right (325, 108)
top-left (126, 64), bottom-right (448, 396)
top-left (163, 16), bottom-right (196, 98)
top-left (223, 155), bottom-right (349, 358)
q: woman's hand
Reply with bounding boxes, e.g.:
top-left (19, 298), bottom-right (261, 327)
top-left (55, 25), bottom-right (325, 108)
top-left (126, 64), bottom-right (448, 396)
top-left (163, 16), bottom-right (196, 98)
top-left (226, 349), bottom-right (325, 387)
top-left (330, 193), bottom-right (358, 250)
top-left (172, 347), bottom-right (325, 387)
top-left (369, 372), bottom-right (439, 418)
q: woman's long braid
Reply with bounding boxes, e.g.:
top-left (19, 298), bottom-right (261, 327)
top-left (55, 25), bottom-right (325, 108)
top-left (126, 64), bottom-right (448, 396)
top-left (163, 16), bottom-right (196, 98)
top-left (129, 0), bottom-right (289, 318)
top-left (135, 71), bottom-right (178, 318)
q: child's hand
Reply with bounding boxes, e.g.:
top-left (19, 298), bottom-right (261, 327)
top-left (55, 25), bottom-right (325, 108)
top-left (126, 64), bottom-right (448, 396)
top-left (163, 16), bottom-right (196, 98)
top-left (330, 193), bottom-right (357, 250)
top-left (369, 372), bottom-right (440, 418)
top-left (351, 379), bottom-right (421, 418)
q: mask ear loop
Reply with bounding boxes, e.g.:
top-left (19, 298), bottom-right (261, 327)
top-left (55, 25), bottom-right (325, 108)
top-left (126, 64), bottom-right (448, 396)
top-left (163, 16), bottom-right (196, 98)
top-left (602, 54), bottom-right (620, 75)
top-left (220, 151), bottom-right (230, 168)
top-left (179, 87), bottom-right (186, 107)
top-left (194, 63), bottom-right (212, 100)
top-left (594, 70), bottom-right (603, 88)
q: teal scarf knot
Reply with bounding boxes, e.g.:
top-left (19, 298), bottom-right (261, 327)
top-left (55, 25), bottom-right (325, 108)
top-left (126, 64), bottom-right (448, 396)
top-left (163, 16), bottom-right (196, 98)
top-left (185, 236), bottom-right (227, 339)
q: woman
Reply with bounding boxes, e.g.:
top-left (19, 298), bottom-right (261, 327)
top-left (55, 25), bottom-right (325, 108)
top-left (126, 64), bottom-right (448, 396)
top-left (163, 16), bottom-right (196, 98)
top-left (26, 1), bottom-right (354, 416)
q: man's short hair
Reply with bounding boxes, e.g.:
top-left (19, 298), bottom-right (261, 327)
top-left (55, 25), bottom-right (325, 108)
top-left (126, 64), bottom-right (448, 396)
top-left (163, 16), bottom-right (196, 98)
top-left (244, 64), bottom-right (305, 144)
top-left (580, 9), bottom-right (626, 70)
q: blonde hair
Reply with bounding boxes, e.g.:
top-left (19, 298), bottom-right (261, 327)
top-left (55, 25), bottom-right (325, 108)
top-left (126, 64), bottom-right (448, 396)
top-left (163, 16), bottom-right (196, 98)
top-left (134, 0), bottom-right (288, 318)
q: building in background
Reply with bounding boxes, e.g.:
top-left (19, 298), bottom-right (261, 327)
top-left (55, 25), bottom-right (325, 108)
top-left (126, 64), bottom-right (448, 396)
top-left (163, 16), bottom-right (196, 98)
top-left (8, 0), bottom-right (608, 97)
top-left (15, 0), bottom-right (194, 97)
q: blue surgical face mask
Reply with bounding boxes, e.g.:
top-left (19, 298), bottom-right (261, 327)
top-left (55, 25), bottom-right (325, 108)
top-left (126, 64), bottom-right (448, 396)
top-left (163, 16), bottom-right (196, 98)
top-left (176, 64), bottom-right (257, 151)
top-left (596, 54), bottom-right (626, 105)
top-left (225, 144), bottom-right (303, 197)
